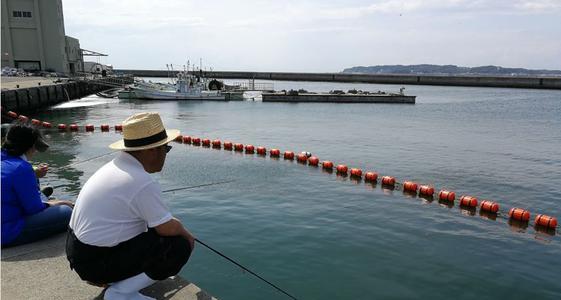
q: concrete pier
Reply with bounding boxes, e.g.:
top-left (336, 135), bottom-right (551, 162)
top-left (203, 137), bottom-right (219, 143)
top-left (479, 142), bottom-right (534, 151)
top-left (114, 69), bottom-right (561, 90)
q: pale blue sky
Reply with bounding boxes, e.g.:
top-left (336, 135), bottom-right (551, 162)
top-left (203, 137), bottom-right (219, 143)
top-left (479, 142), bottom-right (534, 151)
top-left (63, 0), bottom-right (561, 72)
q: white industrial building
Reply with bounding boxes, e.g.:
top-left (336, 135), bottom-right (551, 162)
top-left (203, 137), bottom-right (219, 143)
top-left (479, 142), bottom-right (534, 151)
top-left (1, 0), bottom-right (83, 74)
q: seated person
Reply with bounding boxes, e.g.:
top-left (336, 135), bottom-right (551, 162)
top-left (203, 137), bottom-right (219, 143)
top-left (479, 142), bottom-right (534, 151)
top-left (1, 122), bottom-right (74, 247)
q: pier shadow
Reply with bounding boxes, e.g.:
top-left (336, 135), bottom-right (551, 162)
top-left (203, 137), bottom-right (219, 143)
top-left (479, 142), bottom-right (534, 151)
top-left (1, 233), bottom-right (67, 262)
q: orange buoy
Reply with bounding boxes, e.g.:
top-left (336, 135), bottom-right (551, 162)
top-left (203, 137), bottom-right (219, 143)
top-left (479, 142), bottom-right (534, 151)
top-left (308, 156), bottom-right (319, 166)
top-left (256, 146), bottom-right (266, 155)
top-left (419, 185), bottom-right (435, 196)
top-left (322, 161), bottom-right (334, 169)
top-left (234, 143), bottom-right (244, 151)
top-left (115, 124), bottom-right (123, 131)
top-left (7, 111), bottom-right (18, 118)
top-left (381, 176), bottom-right (396, 186)
top-left (70, 124), bottom-right (79, 131)
top-left (336, 165), bottom-right (348, 174)
top-left (509, 208), bottom-right (530, 222)
top-left (480, 200), bottom-right (499, 213)
top-left (42, 122), bottom-right (52, 128)
top-left (284, 151), bottom-right (294, 160)
top-left (31, 119), bottom-right (41, 126)
top-left (192, 137), bottom-right (201, 145)
top-left (350, 168), bottom-right (362, 177)
top-left (175, 135), bottom-right (184, 142)
top-left (403, 181), bottom-right (418, 193)
top-left (438, 190), bottom-right (455, 202)
top-left (459, 195), bottom-right (478, 207)
top-left (245, 144), bottom-right (255, 154)
top-left (223, 141), bottom-right (233, 150)
top-left (85, 124), bottom-right (95, 132)
top-left (270, 148), bottom-right (280, 157)
top-left (183, 136), bottom-right (192, 144)
top-left (58, 124), bottom-right (67, 131)
top-left (534, 214), bottom-right (558, 228)
top-left (212, 140), bottom-right (222, 148)
top-left (18, 115), bottom-right (29, 122)
top-left (202, 138), bottom-right (211, 147)
top-left (296, 153), bottom-right (307, 163)
top-left (364, 172), bottom-right (378, 182)
top-left (100, 124), bottom-right (110, 131)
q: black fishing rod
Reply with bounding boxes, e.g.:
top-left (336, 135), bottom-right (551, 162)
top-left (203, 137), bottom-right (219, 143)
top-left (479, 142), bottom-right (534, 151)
top-left (195, 238), bottom-right (300, 300)
top-left (162, 180), bottom-right (235, 193)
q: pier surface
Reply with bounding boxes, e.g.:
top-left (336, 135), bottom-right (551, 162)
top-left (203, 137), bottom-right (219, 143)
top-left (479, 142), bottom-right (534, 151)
top-left (1, 233), bottom-right (216, 300)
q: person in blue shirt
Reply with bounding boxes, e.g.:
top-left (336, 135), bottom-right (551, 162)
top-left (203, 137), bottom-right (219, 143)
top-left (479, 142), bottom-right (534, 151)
top-left (1, 122), bottom-right (74, 247)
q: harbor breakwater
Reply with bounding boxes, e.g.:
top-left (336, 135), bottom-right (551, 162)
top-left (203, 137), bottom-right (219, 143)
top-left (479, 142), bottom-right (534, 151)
top-left (114, 69), bottom-right (561, 90)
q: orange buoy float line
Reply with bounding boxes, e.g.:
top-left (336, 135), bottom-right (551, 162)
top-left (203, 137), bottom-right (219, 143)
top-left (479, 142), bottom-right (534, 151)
top-left (31, 119), bottom-right (41, 126)
top-left (7, 111), bottom-right (18, 118)
top-left (308, 156), bottom-right (319, 166)
top-left (350, 168), bottom-right (362, 177)
top-left (70, 124), bottom-right (79, 131)
top-left (256, 146), bottom-right (266, 155)
top-left (212, 140), bottom-right (222, 149)
top-left (438, 190), bottom-right (455, 202)
top-left (419, 185), bottom-right (435, 196)
top-left (85, 124), bottom-right (95, 132)
top-left (42, 122), bottom-right (52, 128)
top-left (115, 124), bottom-right (123, 131)
top-left (191, 137), bottom-right (201, 145)
top-left (480, 200), bottom-right (499, 213)
top-left (403, 181), bottom-right (418, 193)
top-left (270, 148), bottom-right (280, 157)
top-left (336, 164), bottom-right (348, 175)
top-left (296, 153), bottom-right (308, 163)
top-left (57, 124), bottom-right (67, 131)
top-left (284, 151), bottom-right (295, 160)
top-left (175, 135), bottom-right (184, 142)
top-left (202, 138), bottom-right (211, 147)
top-left (459, 195), bottom-right (478, 207)
top-left (234, 143), bottom-right (244, 151)
top-left (364, 171), bottom-right (378, 182)
top-left (534, 214), bottom-right (558, 228)
top-left (381, 176), bottom-right (396, 186)
top-left (183, 136), bottom-right (192, 144)
top-left (223, 141), bottom-right (233, 150)
top-left (245, 144), bottom-right (255, 154)
top-left (18, 115), bottom-right (29, 122)
top-left (322, 161), bottom-right (334, 170)
top-left (100, 124), bottom-right (110, 131)
top-left (509, 208), bottom-right (530, 222)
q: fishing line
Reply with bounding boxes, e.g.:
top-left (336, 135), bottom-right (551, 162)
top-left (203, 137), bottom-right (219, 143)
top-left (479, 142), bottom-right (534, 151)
top-left (162, 180), bottom-right (235, 193)
top-left (55, 150), bottom-right (117, 170)
top-left (195, 238), bottom-right (299, 300)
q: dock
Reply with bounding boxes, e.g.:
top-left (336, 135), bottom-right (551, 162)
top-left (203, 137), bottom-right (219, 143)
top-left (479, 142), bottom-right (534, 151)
top-left (262, 92), bottom-right (416, 104)
top-left (1, 233), bottom-right (216, 300)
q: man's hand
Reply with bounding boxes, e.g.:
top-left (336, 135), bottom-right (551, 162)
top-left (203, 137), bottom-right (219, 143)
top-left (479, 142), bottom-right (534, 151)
top-left (34, 163), bottom-right (49, 178)
top-left (155, 218), bottom-right (195, 250)
top-left (46, 199), bottom-right (74, 208)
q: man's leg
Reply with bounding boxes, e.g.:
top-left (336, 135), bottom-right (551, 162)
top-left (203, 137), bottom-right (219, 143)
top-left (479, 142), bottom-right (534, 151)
top-left (7, 205), bottom-right (72, 247)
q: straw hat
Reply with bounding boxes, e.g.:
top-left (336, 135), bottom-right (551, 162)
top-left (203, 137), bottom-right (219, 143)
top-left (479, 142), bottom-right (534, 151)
top-left (109, 112), bottom-right (179, 151)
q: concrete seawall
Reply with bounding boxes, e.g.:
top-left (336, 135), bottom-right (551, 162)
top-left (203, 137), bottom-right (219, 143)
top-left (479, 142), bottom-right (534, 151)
top-left (262, 93), bottom-right (415, 104)
top-left (114, 69), bottom-right (561, 90)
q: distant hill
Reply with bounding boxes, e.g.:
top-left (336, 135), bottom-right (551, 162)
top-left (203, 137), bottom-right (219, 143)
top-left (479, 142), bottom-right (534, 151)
top-left (342, 64), bottom-right (561, 76)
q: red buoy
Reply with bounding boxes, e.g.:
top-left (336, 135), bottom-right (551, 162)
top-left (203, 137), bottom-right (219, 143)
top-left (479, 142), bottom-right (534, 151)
top-left (42, 122), bottom-right (52, 128)
top-left (18, 115), bottom-right (29, 122)
top-left (7, 111), bottom-right (18, 119)
top-left (480, 200), bottom-right (499, 213)
top-left (192, 137), bottom-right (201, 145)
top-left (58, 124), bottom-right (67, 131)
top-left (322, 161), bottom-right (334, 169)
top-left (336, 165), bottom-right (348, 174)
top-left (296, 153), bottom-right (307, 163)
top-left (509, 208), bottom-right (530, 222)
top-left (459, 195), bottom-right (478, 207)
top-left (308, 156), bottom-right (319, 166)
top-left (70, 124), bottom-right (79, 131)
top-left (284, 151), bottom-right (294, 160)
top-left (31, 119), bottom-right (41, 126)
top-left (438, 190), bottom-right (455, 202)
top-left (256, 146), bottom-right (266, 155)
top-left (85, 124), bottom-right (95, 132)
top-left (534, 214), bottom-right (558, 228)
top-left (364, 172), bottom-right (378, 182)
top-left (381, 176), bottom-right (396, 186)
top-left (100, 124), bottom-right (110, 131)
top-left (234, 143), bottom-right (244, 151)
top-left (202, 138), bottom-right (211, 147)
top-left (419, 185), bottom-right (435, 196)
top-left (403, 181), bottom-right (418, 193)
top-left (223, 141), bottom-right (233, 150)
top-left (245, 144), bottom-right (255, 154)
top-left (212, 140), bottom-right (222, 148)
top-left (270, 149), bottom-right (280, 157)
top-left (350, 168), bottom-right (362, 177)
top-left (115, 124), bottom-right (123, 131)
top-left (183, 136), bottom-right (192, 144)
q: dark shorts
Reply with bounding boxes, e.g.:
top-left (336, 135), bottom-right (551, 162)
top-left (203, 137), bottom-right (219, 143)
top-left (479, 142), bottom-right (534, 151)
top-left (66, 228), bottom-right (191, 284)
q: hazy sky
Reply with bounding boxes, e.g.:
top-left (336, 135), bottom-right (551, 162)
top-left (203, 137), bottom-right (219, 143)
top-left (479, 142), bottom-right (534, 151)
top-left (63, 0), bottom-right (561, 72)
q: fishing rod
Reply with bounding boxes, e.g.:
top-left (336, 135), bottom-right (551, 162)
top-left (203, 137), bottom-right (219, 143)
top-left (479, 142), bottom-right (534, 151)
top-left (162, 180), bottom-right (235, 193)
top-left (195, 238), bottom-right (300, 300)
top-left (55, 150), bottom-right (117, 170)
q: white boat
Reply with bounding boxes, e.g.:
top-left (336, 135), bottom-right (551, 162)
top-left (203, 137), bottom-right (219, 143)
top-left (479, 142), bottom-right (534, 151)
top-left (118, 71), bottom-right (226, 101)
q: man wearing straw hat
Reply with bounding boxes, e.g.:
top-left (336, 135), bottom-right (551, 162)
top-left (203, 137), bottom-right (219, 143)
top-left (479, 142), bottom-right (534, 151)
top-left (66, 112), bottom-right (195, 300)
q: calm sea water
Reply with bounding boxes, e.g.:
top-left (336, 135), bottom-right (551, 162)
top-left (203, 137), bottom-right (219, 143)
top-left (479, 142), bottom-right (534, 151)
top-left (30, 80), bottom-right (561, 300)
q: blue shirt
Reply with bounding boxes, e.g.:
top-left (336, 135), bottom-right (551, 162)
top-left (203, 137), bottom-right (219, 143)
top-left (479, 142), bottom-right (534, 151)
top-left (1, 149), bottom-right (47, 245)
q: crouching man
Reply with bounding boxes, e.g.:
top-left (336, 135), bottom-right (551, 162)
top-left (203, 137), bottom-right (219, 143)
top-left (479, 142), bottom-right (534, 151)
top-left (66, 112), bottom-right (195, 300)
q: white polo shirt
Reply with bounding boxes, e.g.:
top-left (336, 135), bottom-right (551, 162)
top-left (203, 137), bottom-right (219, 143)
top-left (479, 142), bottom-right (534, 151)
top-left (70, 152), bottom-right (172, 247)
